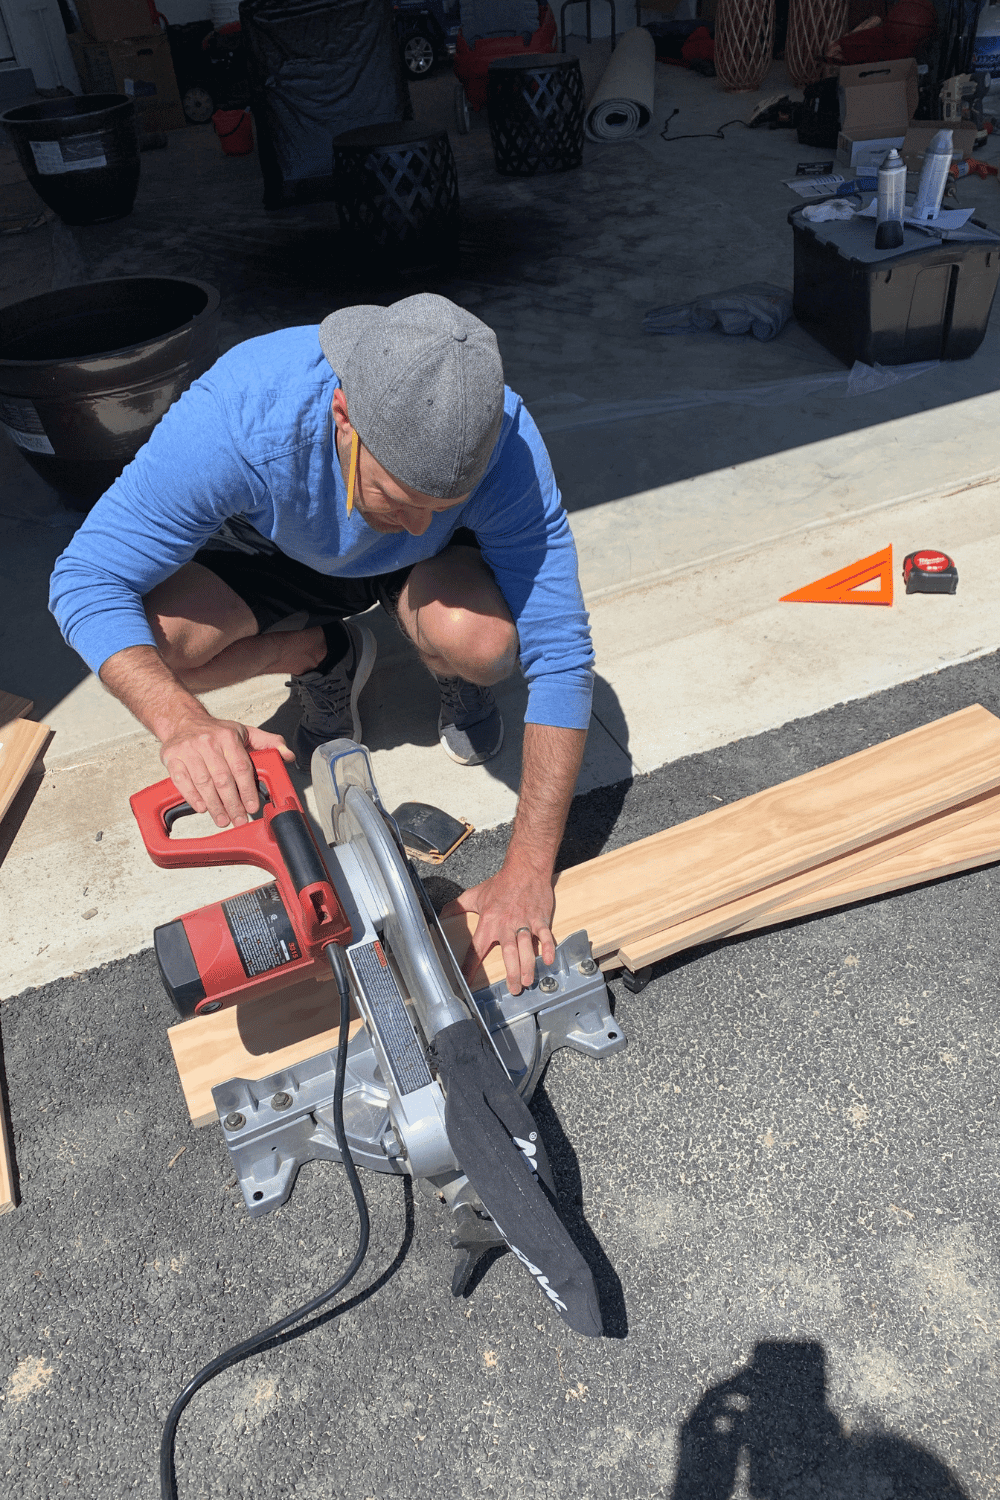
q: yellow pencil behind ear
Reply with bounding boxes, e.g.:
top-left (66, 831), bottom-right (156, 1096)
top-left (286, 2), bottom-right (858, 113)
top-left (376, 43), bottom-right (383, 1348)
top-left (346, 428), bottom-right (359, 517)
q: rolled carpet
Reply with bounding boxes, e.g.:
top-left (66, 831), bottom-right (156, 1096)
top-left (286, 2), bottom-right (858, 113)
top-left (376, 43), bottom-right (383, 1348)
top-left (584, 26), bottom-right (656, 142)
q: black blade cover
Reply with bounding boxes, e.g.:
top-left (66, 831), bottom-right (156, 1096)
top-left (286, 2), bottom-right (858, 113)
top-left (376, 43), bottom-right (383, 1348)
top-left (432, 1018), bottom-right (603, 1338)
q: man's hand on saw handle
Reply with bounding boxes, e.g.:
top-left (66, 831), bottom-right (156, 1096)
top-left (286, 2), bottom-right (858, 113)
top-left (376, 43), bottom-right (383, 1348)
top-left (159, 716), bottom-right (294, 827)
top-left (100, 645), bottom-right (293, 827)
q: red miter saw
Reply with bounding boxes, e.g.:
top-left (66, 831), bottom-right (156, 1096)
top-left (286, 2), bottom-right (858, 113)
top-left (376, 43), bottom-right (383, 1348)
top-left (131, 741), bottom-right (626, 1337)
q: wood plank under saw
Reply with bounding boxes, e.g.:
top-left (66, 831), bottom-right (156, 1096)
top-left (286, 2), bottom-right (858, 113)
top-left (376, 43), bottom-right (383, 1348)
top-left (444, 706), bottom-right (1000, 979)
top-left (617, 787), bottom-right (1000, 970)
top-left (169, 973), bottom-right (366, 1128)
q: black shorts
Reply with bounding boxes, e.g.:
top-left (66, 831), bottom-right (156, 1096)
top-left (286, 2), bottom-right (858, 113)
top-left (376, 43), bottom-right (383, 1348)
top-left (194, 517), bottom-right (477, 636)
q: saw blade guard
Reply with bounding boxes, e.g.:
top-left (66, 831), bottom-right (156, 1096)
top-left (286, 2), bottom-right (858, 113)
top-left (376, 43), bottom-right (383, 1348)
top-left (313, 740), bottom-right (471, 1042)
top-left (311, 739), bottom-right (383, 845)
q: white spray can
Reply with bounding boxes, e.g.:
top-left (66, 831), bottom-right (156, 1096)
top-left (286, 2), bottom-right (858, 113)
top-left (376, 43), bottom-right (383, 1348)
top-left (875, 147), bottom-right (906, 248)
top-left (912, 129), bottom-right (953, 221)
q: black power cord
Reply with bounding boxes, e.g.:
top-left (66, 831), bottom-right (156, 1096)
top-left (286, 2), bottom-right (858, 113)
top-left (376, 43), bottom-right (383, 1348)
top-left (159, 942), bottom-right (370, 1500)
top-left (660, 108), bottom-right (751, 143)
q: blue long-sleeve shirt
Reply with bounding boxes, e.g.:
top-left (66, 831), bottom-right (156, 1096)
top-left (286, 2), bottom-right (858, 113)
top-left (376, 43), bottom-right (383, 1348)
top-left (49, 326), bottom-right (594, 730)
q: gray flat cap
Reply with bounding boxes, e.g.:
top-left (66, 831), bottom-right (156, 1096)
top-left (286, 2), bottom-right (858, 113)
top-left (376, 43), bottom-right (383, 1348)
top-left (318, 293), bottom-right (505, 500)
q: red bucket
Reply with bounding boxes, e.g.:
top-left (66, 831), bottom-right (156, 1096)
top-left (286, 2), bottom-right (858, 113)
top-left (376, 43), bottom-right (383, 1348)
top-left (212, 108), bottom-right (253, 156)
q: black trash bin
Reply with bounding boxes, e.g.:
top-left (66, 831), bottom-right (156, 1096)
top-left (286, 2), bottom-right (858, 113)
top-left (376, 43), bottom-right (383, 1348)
top-left (1, 94), bottom-right (140, 226)
top-left (0, 277), bottom-right (220, 510)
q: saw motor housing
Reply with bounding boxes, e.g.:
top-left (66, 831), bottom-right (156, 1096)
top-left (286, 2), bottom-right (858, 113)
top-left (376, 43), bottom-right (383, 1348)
top-left (130, 752), bottom-right (352, 1017)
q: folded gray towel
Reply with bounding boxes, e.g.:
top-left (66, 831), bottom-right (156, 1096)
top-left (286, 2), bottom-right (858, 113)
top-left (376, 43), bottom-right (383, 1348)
top-left (643, 282), bottom-right (793, 342)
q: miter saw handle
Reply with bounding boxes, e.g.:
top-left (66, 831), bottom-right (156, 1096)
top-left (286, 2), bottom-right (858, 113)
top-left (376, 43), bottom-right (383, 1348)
top-left (132, 748), bottom-right (298, 867)
top-left (130, 748), bottom-right (351, 949)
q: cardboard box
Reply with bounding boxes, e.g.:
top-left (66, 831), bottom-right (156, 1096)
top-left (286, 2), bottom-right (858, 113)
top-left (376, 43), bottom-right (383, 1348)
top-left (74, 0), bottom-right (155, 42)
top-left (902, 120), bottom-right (980, 171)
top-left (839, 133), bottom-right (905, 172)
top-left (69, 31), bottom-right (185, 132)
top-left (835, 58), bottom-right (919, 169)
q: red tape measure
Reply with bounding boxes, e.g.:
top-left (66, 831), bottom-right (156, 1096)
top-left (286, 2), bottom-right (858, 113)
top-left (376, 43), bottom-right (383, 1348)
top-left (902, 550), bottom-right (958, 595)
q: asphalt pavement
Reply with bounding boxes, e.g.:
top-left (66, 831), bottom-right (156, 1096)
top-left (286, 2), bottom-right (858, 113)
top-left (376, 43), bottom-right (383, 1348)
top-left (2, 653), bottom-right (999, 1500)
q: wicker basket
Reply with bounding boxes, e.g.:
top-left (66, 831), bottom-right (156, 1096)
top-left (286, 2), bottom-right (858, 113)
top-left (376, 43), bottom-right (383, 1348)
top-left (785, 0), bottom-right (848, 86)
top-left (715, 0), bottom-right (776, 91)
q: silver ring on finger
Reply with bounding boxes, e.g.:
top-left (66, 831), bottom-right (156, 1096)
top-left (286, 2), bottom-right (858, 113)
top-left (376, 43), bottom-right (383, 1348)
top-left (515, 925), bottom-right (531, 935)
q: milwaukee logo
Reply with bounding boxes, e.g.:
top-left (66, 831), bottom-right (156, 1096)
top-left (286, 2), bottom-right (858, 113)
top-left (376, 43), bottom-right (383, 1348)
top-left (505, 1240), bottom-right (568, 1314)
top-left (513, 1133), bottom-right (538, 1175)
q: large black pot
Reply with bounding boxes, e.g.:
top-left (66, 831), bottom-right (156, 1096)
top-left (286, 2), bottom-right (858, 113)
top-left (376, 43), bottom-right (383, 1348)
top-left (0, 277), bottom-right (221, 511)
top-left (1, 94), bottom-right (141, 226)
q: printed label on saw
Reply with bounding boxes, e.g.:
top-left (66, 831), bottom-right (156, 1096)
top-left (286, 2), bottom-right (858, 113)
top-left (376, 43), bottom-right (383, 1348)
top-left (222, 883), bottom-right (301, 977)
top-left (351, 940), bottom-right (431, 1096)
top-left (0, 395), bottom-right (55, 455)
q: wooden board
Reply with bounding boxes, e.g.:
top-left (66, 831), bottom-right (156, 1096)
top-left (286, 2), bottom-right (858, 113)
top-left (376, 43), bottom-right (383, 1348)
top-left (0, 718), bottom-right (50, 827)
top-left (0, 691), bottom-right (31, 728)
top-left (0, 1081), bottom-right (15, 1215)
top-left (169, 973), bottom-right (366, 1128)
top-left (444, 707), bottom-right (1000, 978)
top-left (617, 788), bottom-right (1000, 970)
top-left (730, 794), bottom-right (1000, 937)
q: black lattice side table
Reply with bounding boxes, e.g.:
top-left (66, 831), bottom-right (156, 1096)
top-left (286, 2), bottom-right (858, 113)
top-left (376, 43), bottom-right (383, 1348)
top-left (486, 54), bottom-right (585, 176)
top-left (331, 123), bottom-right (459, 263)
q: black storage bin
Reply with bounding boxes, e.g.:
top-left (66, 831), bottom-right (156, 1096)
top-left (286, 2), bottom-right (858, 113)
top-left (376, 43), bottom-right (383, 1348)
top-left (790, 208), bottom-right (1000, 366)
top-left (241, 0), bottom-right (412, 209)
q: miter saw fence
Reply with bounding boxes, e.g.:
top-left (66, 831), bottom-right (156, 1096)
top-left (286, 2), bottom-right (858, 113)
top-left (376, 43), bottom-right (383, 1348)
top-left (130, 742), bottom-right (626, 1339)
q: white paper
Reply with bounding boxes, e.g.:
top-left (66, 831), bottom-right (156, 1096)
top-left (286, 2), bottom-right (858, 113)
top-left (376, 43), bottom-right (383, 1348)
top-left (857, 201), bottom-right (976, 227)
top-left (785, 175), bottom-right (846, 199)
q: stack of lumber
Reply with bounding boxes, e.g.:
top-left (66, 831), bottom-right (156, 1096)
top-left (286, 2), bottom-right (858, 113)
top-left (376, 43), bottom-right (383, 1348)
top-left (169, 706), bottom-right (1000, 1126)
top-left (441, 704), bottom-right (1000, 982)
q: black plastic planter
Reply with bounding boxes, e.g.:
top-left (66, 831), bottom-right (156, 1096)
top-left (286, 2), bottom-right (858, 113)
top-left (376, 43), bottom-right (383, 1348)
top-left (1, 94), bottom-right (140, 226)
top-left (0, 277), bottom-right (221, 510)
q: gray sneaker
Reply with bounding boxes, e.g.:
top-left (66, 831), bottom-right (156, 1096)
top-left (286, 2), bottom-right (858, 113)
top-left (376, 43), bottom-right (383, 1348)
top-left (289, 621), bottom-right (376, 764)
top-left (436, 676), bottom-right (504, 766)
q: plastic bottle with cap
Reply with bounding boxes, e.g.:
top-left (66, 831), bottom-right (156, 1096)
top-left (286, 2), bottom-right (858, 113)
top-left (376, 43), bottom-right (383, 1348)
top-left (974, 0), bottom-right (1000, 62)
top-left (974, 0), bottom-right (1000, 111)
top-left (875, 147), bottom-right (906, 249)
top-left (912, 128), bottom-right (953, 221)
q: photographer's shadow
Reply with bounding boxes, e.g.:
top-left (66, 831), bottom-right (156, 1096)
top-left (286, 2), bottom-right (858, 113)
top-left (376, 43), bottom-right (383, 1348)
top-left (672, 1341), bottom-right (968, 1500)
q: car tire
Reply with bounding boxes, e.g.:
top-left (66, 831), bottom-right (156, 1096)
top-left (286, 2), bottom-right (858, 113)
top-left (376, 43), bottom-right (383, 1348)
top-left (401, 30), bottom-right (436, 78)
top-left (182, 85), bottom-right (215, 123)
top-left (454, 82), bottom-right (471, 134)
